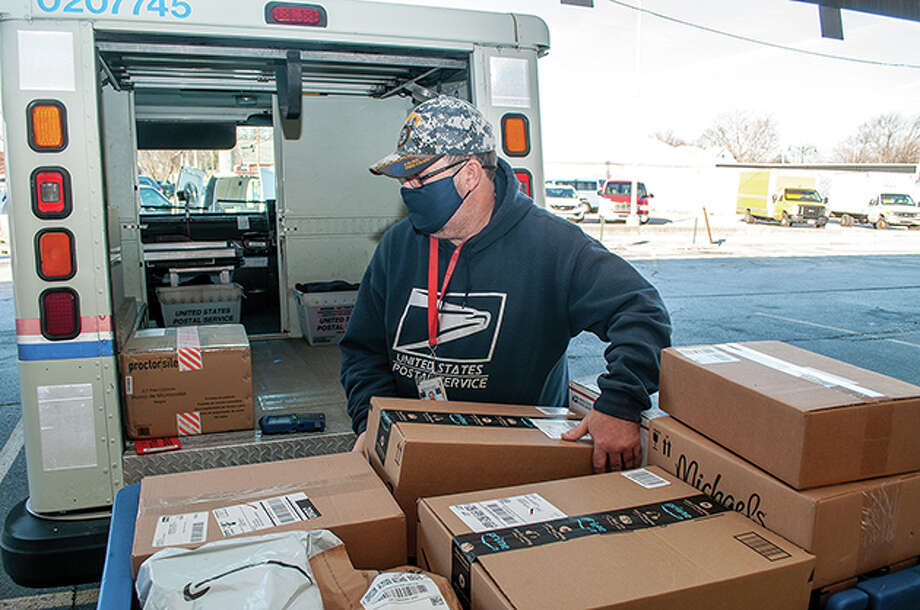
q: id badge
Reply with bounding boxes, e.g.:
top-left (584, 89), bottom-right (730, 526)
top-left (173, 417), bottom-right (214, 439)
top-left (417, 377), bottom-right (447, 401)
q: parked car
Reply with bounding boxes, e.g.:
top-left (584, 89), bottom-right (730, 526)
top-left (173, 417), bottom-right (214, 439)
top-left (547, 178), bottom-right (602, 216)
top-left (545, 185), bottom-right (585, 222)
top-left (833, 192), bottom-right (919, 230)
top-left (138, 185), bottom-right (176, 212)
top-left (736, 170), bottom-right (827, 227)
top-left (599, 180), bottom-right (651, 224)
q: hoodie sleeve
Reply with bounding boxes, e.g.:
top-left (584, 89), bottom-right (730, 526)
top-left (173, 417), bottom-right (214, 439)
top-left (339, 242), bottom-right (399, 435)
top-left (566, 239), bottom-right (672, 422)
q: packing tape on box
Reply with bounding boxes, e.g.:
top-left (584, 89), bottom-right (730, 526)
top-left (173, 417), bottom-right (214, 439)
top-left (137, 472), bottom-right (382, 514)
top-left (858, 480), bottom-right (902, 571)
top-left (176, 326), bottom-right (203, 372)
top-left (860, 404), bottom-right (893, 476)
top-left (374, 409), bottom-right (576, 466)
top-left (449, 493), bottom-right (737, 607)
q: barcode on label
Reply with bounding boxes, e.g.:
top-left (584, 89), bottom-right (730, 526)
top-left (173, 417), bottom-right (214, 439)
top-left (190, 522), bottom-right (205, 543)
top-left (735, 532), bottom-right (792, 561)
top-left (467, 504), bottom-right (500, 530)
top-left (676, 346), bottom-right (738, 365)
top-left (622, 468), bottom-right (671, 489)
top-left (482, 500), bottom-right (518, 526)
top-left (266, 498), bottom-right (295, 524)
top-left (125, 376), bottom-right (133, 395)
top-left (390, 585), bottom-right (429, 600)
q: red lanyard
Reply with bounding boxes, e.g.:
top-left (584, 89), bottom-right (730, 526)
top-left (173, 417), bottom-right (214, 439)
top-left (428, 236), bottom-right (463, 349)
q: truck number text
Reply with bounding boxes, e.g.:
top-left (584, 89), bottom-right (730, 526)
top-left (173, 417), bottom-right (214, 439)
top-left (36, 0), bottom-right (191, 19)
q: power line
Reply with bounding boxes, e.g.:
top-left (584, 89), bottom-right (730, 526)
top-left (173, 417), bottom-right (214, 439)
top-left (606, 0), bottom-right (920, 70)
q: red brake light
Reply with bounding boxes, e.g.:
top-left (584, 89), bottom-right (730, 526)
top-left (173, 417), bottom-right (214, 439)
top-left (31, 167), bottom-right (72, 219)
top-left (36, 230), bottom-right (76, 281)
top-left (514, 169), bottom-right (533, 197)
top-left (40, 289), bottom-right (81, 340)
top-left (265, 3), bottom-right (327, 26)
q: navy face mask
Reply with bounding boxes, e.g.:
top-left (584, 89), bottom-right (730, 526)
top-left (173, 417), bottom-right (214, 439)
top-left (400, 167), bottom-right (470, 234)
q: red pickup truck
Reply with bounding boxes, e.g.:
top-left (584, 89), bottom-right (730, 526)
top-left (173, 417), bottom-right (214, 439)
top-left (599, 180), bottom-right (651, 224)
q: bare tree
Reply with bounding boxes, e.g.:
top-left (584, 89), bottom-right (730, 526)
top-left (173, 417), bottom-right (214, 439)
top-left (698, 111), bottom-right (780, 162)
top-left (833, 113), bottom-right (920, 163)
top-left (652, 129), bottom-right (688, 147)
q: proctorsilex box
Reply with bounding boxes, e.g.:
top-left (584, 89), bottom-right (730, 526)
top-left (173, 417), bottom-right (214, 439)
top-left (568, 375), bottom-right (668, 465)
top-left (646, 416), bottom-right (920, 588)
top-left (120, 324), bottom-right (253, 439)
top-left (365, 397), bottom-right (593, 554)
top-left (660, 341), bottom-right (920, 489)
top-left (132, 452), bottom-right (406, 576)
top-left (417, 466), bottom-right (815, 609)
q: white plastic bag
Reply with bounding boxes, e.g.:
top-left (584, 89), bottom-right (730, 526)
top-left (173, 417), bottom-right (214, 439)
top-left (136, 529), bottom-right (343, 609)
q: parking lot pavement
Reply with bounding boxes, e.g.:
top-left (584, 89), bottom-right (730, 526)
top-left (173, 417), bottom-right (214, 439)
top-left (575, 213), bottom-right (920, 260)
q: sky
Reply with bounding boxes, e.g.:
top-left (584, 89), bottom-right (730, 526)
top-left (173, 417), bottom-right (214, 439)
top-left (376, 0), bottom-right (920, 164)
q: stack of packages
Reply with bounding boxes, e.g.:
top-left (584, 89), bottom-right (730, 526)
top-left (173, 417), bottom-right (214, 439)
top-left (647, 341), bottom-right (920, 605)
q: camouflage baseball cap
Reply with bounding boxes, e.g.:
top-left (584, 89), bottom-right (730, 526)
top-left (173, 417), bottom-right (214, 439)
top-left (370, 95), bottom-right (496, 178)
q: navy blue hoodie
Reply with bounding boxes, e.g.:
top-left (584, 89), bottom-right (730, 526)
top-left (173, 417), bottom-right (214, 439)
top-left (340, 159), bottom-right (671, 434)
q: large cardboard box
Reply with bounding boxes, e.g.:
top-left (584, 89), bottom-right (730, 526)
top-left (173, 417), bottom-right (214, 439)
top-left (365, 397), bottom-right (593, 554)
top-left (132, 452), bottom-right (406, 576)
top-left (568, 375), bottom-right (668, 465)
top-left (418, 466), bottom-right (815, 609)
top-left (659, 341), bottom-right (920, 488)
top-left (646, 416), bottom-right (920, 588)
top-left (120, 324), bottom-right (254, 439)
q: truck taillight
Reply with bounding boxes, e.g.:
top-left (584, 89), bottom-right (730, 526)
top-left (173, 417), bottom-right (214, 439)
top-left (514, 169), bottom-right (533, 197)
top-left (27, 101), bottom-right (68, 152)
top-left (264, 2), bottom-right (327, 26)
top-left (40, 288), bottom-right (81, 340)
top-left (36, 230), bottom-right (76, 281)
top-left (501, 114), bottom-right (530, 157)
top-left (31, 167), bottom-right (72, 219)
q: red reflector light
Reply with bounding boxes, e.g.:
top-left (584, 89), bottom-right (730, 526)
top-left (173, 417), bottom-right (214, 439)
top-left (40, 289), bottom-right (81, 340)
top-left (36, 230), bottom-right (76, 281)
top-left (265, 2), bottom-right (327, 26)
top-left (31, 167), bottom-right (72, 219)
top-left (514, 169), bottom-right (533, 197)
top-left (27, 100), bottom-right (68, 152)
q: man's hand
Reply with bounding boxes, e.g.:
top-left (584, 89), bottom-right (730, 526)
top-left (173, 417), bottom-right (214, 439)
top-left (352, 431), bottom-right (367, 456)
top-left (562, 410), bottom-right (641, 473)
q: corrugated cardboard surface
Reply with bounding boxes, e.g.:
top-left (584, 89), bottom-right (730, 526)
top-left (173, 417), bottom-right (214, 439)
top-left (418, 466), bottom-right (815, 610)
top-left (120, 324), bottom-right (253, 438)
top-left (132, 453), bottom-right (406, 576)
top-left (647, 416), bottom-right (920, 588)
top-left (365, 397), bottom-right (593, 555)
top-left (659, 341), bottom-right (920, 488)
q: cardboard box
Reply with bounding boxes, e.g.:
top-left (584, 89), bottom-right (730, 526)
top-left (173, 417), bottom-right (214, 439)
top-left (660, 341), bottom-right (920, 488)
top-left (646, 416), bottom-right (920, 588)
top-left (132, 452), bottom-right (406, 576)
top-left (568, 375), bottom-right (668, 465)
top-left (365, 397), bottom-right (593, 554)
top-left (417, 466), bottom-right (815, 609)
top-left (120, 324), bottom-right (253, 439)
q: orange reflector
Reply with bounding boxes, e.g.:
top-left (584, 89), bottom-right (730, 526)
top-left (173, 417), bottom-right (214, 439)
top-left (501, 114), bottom-right (530, 157)
top-left (37, 230), bottom-right (75, 281)
top-left (514, 169), bottom-right (533, 197)
top-left (28, 101), bottom-right (67, 152)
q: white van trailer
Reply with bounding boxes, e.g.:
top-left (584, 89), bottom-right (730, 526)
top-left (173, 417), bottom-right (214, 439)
top-left (0, 0), bottom-right (548, 585)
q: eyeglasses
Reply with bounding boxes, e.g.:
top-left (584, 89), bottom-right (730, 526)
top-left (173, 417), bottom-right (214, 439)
top-left (402, 157), bottom-right (470, 186)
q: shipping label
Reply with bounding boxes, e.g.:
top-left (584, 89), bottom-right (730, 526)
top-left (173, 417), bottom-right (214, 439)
top-left (212, 492), bottom-right (320, 537)
top-left (152, 511), bottom-right (208, 547)
top-left (450, 493), bottom-right (567, 533)
top-left (361, 572), bottom-right (447, 610)
top-left (621, 468), bottom-right (671, 489)
top-left (676, 346), bottom-right (739, 365)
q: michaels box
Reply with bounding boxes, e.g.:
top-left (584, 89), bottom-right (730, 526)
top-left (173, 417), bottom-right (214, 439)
top-left (132, 452), bottom-right (406, 576)
top-left (660, 341), bottom-right (920, 489)
top-left (568, 375), bottom-right (668, 465)
top-left (120, 325), bottom-right (253, 439)
top-left (417, 466), bottom-right (814, 609)
top-left (647, 416), bottom-right (920, 588)
top-left (365, 397), bottom-right (592, 555)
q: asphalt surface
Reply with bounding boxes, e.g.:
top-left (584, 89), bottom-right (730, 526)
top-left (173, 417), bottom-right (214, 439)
top-left (0, 247), bottom-right (918, 607)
